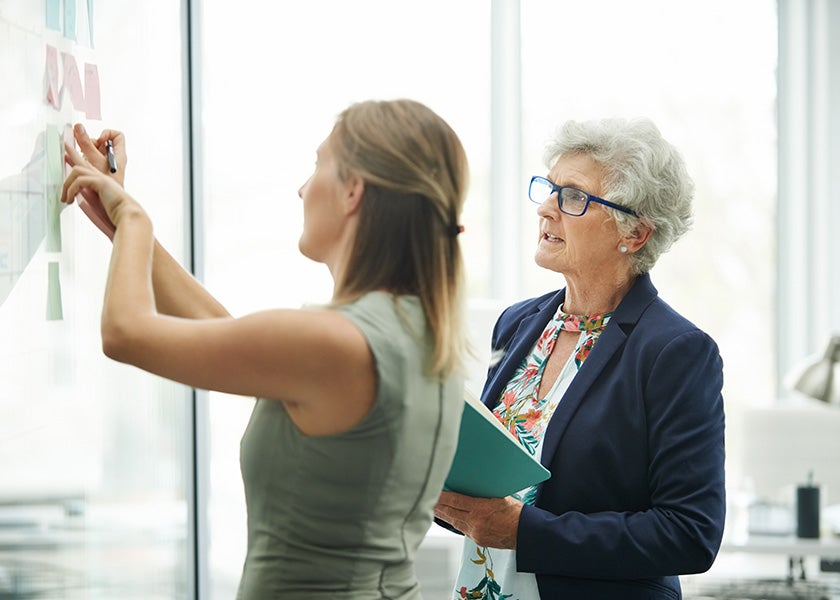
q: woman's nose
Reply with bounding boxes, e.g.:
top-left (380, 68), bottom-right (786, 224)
top-left (297, 177), bottom-right (311, 199)
top-left (536, 193), bottom-right (560, 219)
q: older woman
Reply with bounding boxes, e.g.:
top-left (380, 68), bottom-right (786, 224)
top-left (435, 117), bottom-right (725, 599)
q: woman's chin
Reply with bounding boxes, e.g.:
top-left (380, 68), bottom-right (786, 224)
top-left (534, 248), bottom-right (566, 273)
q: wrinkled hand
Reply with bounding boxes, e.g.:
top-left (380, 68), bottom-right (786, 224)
top-left (434, 491), bottom-right (523, 549)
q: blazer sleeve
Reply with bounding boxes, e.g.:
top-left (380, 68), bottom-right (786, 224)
top-left (516, 329), bottom-right (726, 579)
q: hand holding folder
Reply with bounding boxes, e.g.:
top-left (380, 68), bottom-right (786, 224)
top-left (444, 389), bottom-right (551, 498)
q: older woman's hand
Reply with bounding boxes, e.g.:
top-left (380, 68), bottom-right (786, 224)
top-left (434, 491), bottom-right (523, 549)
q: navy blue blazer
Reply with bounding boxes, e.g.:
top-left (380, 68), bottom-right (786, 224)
top-left (477, 273), bottom-right (725, 599)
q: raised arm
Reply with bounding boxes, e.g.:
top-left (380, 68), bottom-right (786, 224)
top-left (148, 241), bottom-right (228, 318)
top-left (66, 124), bottom-right (229, 319)
top-left (60, 164), bottom-right (375, 427)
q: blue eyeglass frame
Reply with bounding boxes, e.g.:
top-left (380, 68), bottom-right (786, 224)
top-left (529, 175), bottom-right (638, 217)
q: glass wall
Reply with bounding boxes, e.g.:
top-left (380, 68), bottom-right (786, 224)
top-left (0, 1), bottom-right (192, 598)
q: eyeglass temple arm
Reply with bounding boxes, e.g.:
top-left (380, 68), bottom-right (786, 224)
top-left (594, 197), bottom-right (638, 217)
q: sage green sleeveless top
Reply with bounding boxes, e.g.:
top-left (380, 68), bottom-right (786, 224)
top-left (236, 292), bottom-right (464, 599)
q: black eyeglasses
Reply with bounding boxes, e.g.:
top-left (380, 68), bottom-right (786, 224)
top-left (528, 175), bottom-right (638, 217)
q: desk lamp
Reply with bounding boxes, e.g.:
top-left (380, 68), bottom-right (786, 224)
top-left (792, 335), bottom-right (840, 406)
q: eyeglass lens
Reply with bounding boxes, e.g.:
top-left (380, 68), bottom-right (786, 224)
top-left (530, 178), bottom-right (589, 216)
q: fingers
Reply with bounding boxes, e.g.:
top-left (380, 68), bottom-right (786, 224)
top-left (95, 128), bottom-right (127, 166)
top-left (61, 163), bottom-right (103, 204)
top-left (60, 164), bottom-right (81, 204)
top-left (95, 128), bottom-right (125, 148)
top-left (68, 123), bottom-right (109, 177)
top-left (438, 491), bottom-right (482, 510)
top-left (61, 167), bottom-right (98, 205)
top-left (64, 140), bottom-right (86, 168)
top-left (63, 175), bottom-right (94, 207)
top-left (67, 123), bottom-right (127, 184)
top-left (439, 491), bottom-right (459, 503)
top-left (60, 162), bottom-right (119, 240)
top-left (72, 123), bottom-right (103, 166)
top-left (434, 492), bottom-right (475, 527)
top-left (435, 495), bottom-right (522, 549)
top-left (60, 135), bottom-right (133, 240)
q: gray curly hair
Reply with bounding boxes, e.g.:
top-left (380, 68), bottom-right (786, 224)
top-left (544, 117), bottom-right (694, 274)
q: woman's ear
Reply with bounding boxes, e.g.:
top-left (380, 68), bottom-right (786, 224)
top-left (623, 221), bottom-right (654, 253)
top-left (344, 175), bottom-right (365, 215)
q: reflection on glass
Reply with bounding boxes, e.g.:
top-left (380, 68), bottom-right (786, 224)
top-left (0, 133), bottom-right (46, 307)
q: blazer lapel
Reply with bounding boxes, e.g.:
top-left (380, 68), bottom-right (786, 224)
top-left (538, 321), bottom-right (628, 467)
top-left (479, 274), bottom-right (659, 471)
top-left (540, 273), bottom-right (657, 467)
top-left (482, 291), bottom-right (565, 411)
top-left (539, 273), bottom-right (659, 468)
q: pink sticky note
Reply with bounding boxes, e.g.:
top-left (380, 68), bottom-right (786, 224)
top-left (61, 52), bottom-right (85, 111)
top-left (84, 63), bottom-right (101, 120)
top-left (45, 45), bottom-right (60, 109)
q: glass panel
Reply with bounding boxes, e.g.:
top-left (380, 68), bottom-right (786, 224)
top-left (0, 1), bottom-right (191, 598)
top-left (199, 2), bottom-right (491, 597)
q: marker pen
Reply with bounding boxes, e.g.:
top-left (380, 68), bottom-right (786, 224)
top-left (106, 139), bottom-right (117, 173)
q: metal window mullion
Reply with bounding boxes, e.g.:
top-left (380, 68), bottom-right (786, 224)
top-left (181, 0), bottom-right (209, 598)
top-left (809, 0), bottom-right (830, 343)
top-left (490, 0), bottom-right (522, 302)
top-left (826, 0), bottom-right (840, 339)
top-left (777, 0), bottom-right (811, 387)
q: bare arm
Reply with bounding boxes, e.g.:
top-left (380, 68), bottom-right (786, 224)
top-left (60, 164), bottom-right (374, 431)
top-left (150, 240), bottom-right (229, 318)
top-left (66, 124), bottom-right (229, 319)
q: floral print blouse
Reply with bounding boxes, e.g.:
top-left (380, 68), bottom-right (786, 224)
top-left (453, 304), bottom-right (612, 600)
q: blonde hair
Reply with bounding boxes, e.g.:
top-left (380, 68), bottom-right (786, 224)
top-left (329, 99), bottom-right (469, 378)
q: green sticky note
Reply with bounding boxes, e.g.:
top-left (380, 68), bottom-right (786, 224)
top-left (47, 261), bottom-right (63, 321)
top-left (45, 124), bottom-right (64, 252)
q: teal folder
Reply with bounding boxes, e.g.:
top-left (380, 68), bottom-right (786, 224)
top-left (444, 390), bottom-right (551, 498)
